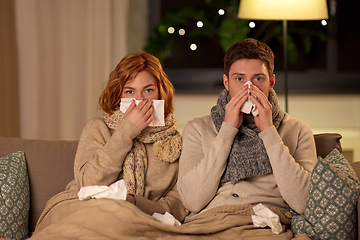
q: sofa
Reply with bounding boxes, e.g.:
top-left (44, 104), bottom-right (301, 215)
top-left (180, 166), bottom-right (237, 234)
top-left (0, 134), bottom-right (359, 239)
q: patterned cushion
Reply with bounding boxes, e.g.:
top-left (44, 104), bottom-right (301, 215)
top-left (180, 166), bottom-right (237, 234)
top-left (0, 151), bottom-right (30, 240)
top-left (291, 149), bottom-right (360, 240)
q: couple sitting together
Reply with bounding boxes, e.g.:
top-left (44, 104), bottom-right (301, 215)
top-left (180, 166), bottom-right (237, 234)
top-left (29, 38), bottom-right (317, 240)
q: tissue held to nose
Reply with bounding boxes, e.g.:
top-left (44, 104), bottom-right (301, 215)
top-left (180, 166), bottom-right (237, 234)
top-left (120, 98), bottom-right (165, 126)
top-left (240, 81), bottom-right (259, 116)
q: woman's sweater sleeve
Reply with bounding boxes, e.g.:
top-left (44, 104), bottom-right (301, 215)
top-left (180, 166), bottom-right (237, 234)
top-left (177, 119), bottom-right (238, 213)
top-left (73, 118), bottom-right (140, 188)
top-left (259, 121), bottom-right (317, 214)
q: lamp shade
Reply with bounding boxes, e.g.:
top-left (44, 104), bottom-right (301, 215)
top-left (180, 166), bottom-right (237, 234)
top-left (238, 0), bottom-right (329, 20)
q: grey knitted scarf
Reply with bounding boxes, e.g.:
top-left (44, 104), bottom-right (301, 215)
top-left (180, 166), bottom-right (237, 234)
top-left (211, 88), bottom-right (285, 184)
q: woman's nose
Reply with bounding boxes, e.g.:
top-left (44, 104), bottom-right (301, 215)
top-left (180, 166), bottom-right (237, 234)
top-left (134, 93), bottom-right (144, 100)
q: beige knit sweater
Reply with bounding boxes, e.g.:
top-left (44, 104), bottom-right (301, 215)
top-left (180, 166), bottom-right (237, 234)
top-left (66, 117), bottom-right (187, 222)
top-left (177, 113), bottom-right (317, 221)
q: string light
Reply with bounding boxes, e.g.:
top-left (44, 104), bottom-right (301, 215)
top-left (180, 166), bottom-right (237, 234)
top-left (168, 27), bottom-right (175, 34)
top-left (179, 29), bottom-right (185, 35)
top-left (218, 9), bottom-right (225, 15)
top-left (249, 21), bottom-right (255, 28)
top-left (321, 20), bottom-right (327, 26)
top-left (190, 43), bottom-right (197, 51)
top-left (197, 21), bottom-right (204, 28)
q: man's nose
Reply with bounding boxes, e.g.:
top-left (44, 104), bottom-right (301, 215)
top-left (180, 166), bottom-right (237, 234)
top-left (250, 81), bottom-right (258, 87)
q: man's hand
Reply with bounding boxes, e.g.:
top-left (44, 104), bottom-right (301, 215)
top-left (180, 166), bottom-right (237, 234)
top-left (224, 84), bottom-right (248, 129)
top-left (249, 85), bottom-right (273, 131)
top-left (123, 99), bottom-right (153, 132)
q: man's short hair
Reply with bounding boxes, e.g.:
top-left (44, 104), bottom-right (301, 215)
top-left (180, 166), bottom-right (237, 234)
top-left (223, 38), bottom-right (275, 78)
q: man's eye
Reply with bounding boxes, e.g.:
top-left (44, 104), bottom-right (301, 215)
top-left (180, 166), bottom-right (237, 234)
top-left (236, 78), bottom-right (243, 81)
top-left (254, 77), bottom-right (262, 81)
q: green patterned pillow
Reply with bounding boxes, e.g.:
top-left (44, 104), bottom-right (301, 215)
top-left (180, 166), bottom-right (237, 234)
top-left (291, 149), bottom-right (360, 240)
top-left (0, 151), bottom-right (30, 240)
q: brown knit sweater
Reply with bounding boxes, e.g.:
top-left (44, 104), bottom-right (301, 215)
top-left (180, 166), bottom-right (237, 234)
top-left (65, 117), bottom-right (187, 222)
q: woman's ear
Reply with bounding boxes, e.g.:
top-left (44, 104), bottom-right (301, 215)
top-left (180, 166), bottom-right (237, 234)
top-left (223, 74), bottom-right (229, 91)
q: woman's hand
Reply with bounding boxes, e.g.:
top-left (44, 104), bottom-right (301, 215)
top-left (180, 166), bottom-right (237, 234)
top-left (249, 85), bottom-right (273, 131)
top-left (123, 99), bottom-right (153, 132)
top-left (224, 84), bottom-right (249, 129)
top-left (126, 194), bottom-right (136, 205)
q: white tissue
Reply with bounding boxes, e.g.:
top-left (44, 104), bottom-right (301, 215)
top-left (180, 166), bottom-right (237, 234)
top-left (240, 81), bottom-right (259, 116)
top-left (78, 179), bottom-right (127, 201)
top-left (120, 98), bottom-right (165, 126)
top-left (152, 212), bottom-right (181, 226)
top-left (251, 203), bottom-right (282, 235)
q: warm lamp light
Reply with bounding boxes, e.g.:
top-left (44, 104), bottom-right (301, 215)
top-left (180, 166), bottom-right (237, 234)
top-left (238, 0), bottom-right (328, 20)
top-left (238, 0), bottom-right (329, 112)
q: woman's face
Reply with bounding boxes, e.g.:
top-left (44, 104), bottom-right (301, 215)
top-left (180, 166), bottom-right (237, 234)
top-left (121, 70), bottom-right (159, 100)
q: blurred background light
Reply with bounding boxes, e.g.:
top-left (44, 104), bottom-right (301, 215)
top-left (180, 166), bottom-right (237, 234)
top-left (249, 21), bottom-right (256, 28)
top-left (190, 43), bottom-right (197, 51)
top-left (179, 28), bottom-right (185, 35)
top-left (167, 27), bottom-right (175, 34)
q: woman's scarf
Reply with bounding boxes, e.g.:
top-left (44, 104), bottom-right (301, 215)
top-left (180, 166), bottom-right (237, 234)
top-left (211, 88), bottom-right (285, 184)
top-left (104, 109), bottom-right (182, 196)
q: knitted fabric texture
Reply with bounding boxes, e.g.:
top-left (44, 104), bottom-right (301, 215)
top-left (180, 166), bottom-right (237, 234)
top-left (104, 109), bottom-right (182, 196)
top-left (211, 88), bottom-right (285, 184)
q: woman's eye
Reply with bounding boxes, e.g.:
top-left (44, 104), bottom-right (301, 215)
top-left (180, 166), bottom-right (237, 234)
top-left (125, 90), bottom-right (133, 94)
top-left (145, 89), bottom-right (154, 93)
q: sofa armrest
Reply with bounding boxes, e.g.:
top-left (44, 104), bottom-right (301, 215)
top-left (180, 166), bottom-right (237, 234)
top-left (0, 136), bottom-right (78, 234)
top-left (314, 133), bottom-right (342, 158)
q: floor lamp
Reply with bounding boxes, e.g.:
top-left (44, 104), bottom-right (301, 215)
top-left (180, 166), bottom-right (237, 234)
top-left (238, 0), bottom-right (328, 113)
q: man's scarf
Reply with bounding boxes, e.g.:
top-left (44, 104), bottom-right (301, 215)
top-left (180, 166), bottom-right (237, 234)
top-left (104, 110), bottom-right (182, 196)
top-left (211, 88), bottom-right (285, 184)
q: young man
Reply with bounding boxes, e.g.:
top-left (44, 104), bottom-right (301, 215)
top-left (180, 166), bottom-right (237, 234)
top-left (177, 38), bottom-right (317, 235)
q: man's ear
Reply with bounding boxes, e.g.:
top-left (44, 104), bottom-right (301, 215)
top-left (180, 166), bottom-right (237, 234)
top-left (270, 74), bottom-right (275, 88)
top-left (223, 74), bottom-right (229, 91)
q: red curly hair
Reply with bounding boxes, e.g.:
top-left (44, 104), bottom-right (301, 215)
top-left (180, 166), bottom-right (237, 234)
top-left (99, 52), bottom-right (174, 116)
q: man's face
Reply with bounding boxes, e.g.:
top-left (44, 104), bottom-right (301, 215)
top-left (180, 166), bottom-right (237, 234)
top-left (223, 59), bottom-right (275, 99)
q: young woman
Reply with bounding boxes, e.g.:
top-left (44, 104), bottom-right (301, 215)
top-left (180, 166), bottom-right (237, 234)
top-left (31, 52), bottom-right (187, 238)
